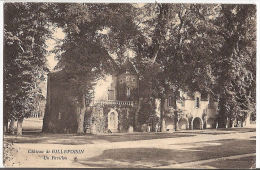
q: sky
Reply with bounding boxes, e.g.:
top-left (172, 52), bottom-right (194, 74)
top-left (94, 75), bottom-right (113, 100)
top-left (45, 27), bottom-right (114, 100)
top-left (44, 26), bottom-right (139, 100)
top-left (39, 27), bottom-right (66, 97)
top-left (46, 27), bottom-right (65, 71)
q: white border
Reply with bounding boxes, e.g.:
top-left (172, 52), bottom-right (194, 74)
top-left (0, 0), bottom-right (259, 168)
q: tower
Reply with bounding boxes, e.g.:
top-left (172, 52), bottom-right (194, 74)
top-left (116, 58), bottom-right (138, 101)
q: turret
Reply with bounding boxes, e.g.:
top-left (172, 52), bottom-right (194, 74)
top-left (116, 58), bottom-right (138, 101)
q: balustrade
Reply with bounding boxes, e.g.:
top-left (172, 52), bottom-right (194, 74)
top-left (87, 100), bottom-right (134, 106)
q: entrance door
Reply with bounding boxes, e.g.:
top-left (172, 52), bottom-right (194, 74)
top-left (108, 110), bottom-right (118, 132)
top-left (193, 117), bottom-right (202, 129)
top-left (178, 118), bottom-right (188, 130)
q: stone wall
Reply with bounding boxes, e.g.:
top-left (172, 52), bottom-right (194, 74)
top-left (90, 106), bottom-right (107, 134)
top-left (85, 105), bottom-right (136, 134)
top-left (43, 71), bottom-right (78, 133)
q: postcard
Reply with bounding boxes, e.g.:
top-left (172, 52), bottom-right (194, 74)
top-left (2, 2), bottom-right (257, 168)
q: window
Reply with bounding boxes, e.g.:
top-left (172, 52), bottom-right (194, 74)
top-left (168, 96), bottom-right (174, 107)
top-left (132, 78), bottom-right (135, 82)
top-left (126, 87), bottom-right (131, 97)
top-left (195, 97), bottom-right (200, 108)
top-left (108, 90), bottom-right (114, 100)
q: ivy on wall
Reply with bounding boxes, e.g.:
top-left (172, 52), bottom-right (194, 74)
top-left (84, 105), bottom-right (136, 134)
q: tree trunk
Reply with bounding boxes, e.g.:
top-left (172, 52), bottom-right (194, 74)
top-left (230, 119), bottom-right (234, 128)
top-left (217, 97), bottom-right (227, 128)
top-left (9, 119), bottom-right (15, 135)
top-left (3, 116), bottom-right (9, 133)
top-left (77, 107), bottom-right (86, 134)
top-left (17, 118), bottom-right (23, 136)
top-left (160, 97), bottom-right (166, 132)
top-left (134, 97), bottom-right (143, 131)
top-left (173, 90), bottom-right (178, 131)
top-left (4, 125), bottom-right (7, 134)
top-left (76, 94), bottom-right (86, 134)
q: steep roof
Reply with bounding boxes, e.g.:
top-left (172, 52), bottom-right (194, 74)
top-left (118, 57), bottom-right (138, 75)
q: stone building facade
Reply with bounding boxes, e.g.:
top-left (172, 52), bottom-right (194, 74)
top-left (162, 90), bottom-right (218, 132)
top-left (42, 59), bottom-right (139, 134)
top-left (43, 59), bottom-right (219, 134)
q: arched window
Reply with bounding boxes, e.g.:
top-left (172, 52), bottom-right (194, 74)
top-left (195, 97), bottom-right (200, 108)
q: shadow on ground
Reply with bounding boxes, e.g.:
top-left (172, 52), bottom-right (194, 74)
top-left (175, 128), bottom-right (256, 135)
top-left (5, 127), bottom-right (256, 145)
top-left (200, 155), bottom-right (256, 169)
top-left (4, 132), bottom-right (194, 145)
top-left (79, 139), bottom-right (256, 168)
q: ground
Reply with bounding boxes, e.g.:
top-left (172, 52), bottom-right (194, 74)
top-left (3, 118), bottom-right (256, 168)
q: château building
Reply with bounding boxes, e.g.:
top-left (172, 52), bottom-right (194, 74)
top-left (42, 58), bottom-right (219, 134)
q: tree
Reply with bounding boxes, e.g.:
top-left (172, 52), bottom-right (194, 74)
top-left (132, 4), bottom-right (255, 130)
top-left (210, 4), bottom-right (256, 127)
top-left (5, 3), bottom-right (255, 136)
top-left (4, 3), bottom-right (51, 135)
top-left (50, 3), bottom-right (256, 131)
top-left (48, 3), bottom-right (144, 133)
top-left (131, 4), bottom-right (216, 130)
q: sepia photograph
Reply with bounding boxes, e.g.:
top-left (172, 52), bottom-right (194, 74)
top-left (2, 2), bottom-right (257, 168)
